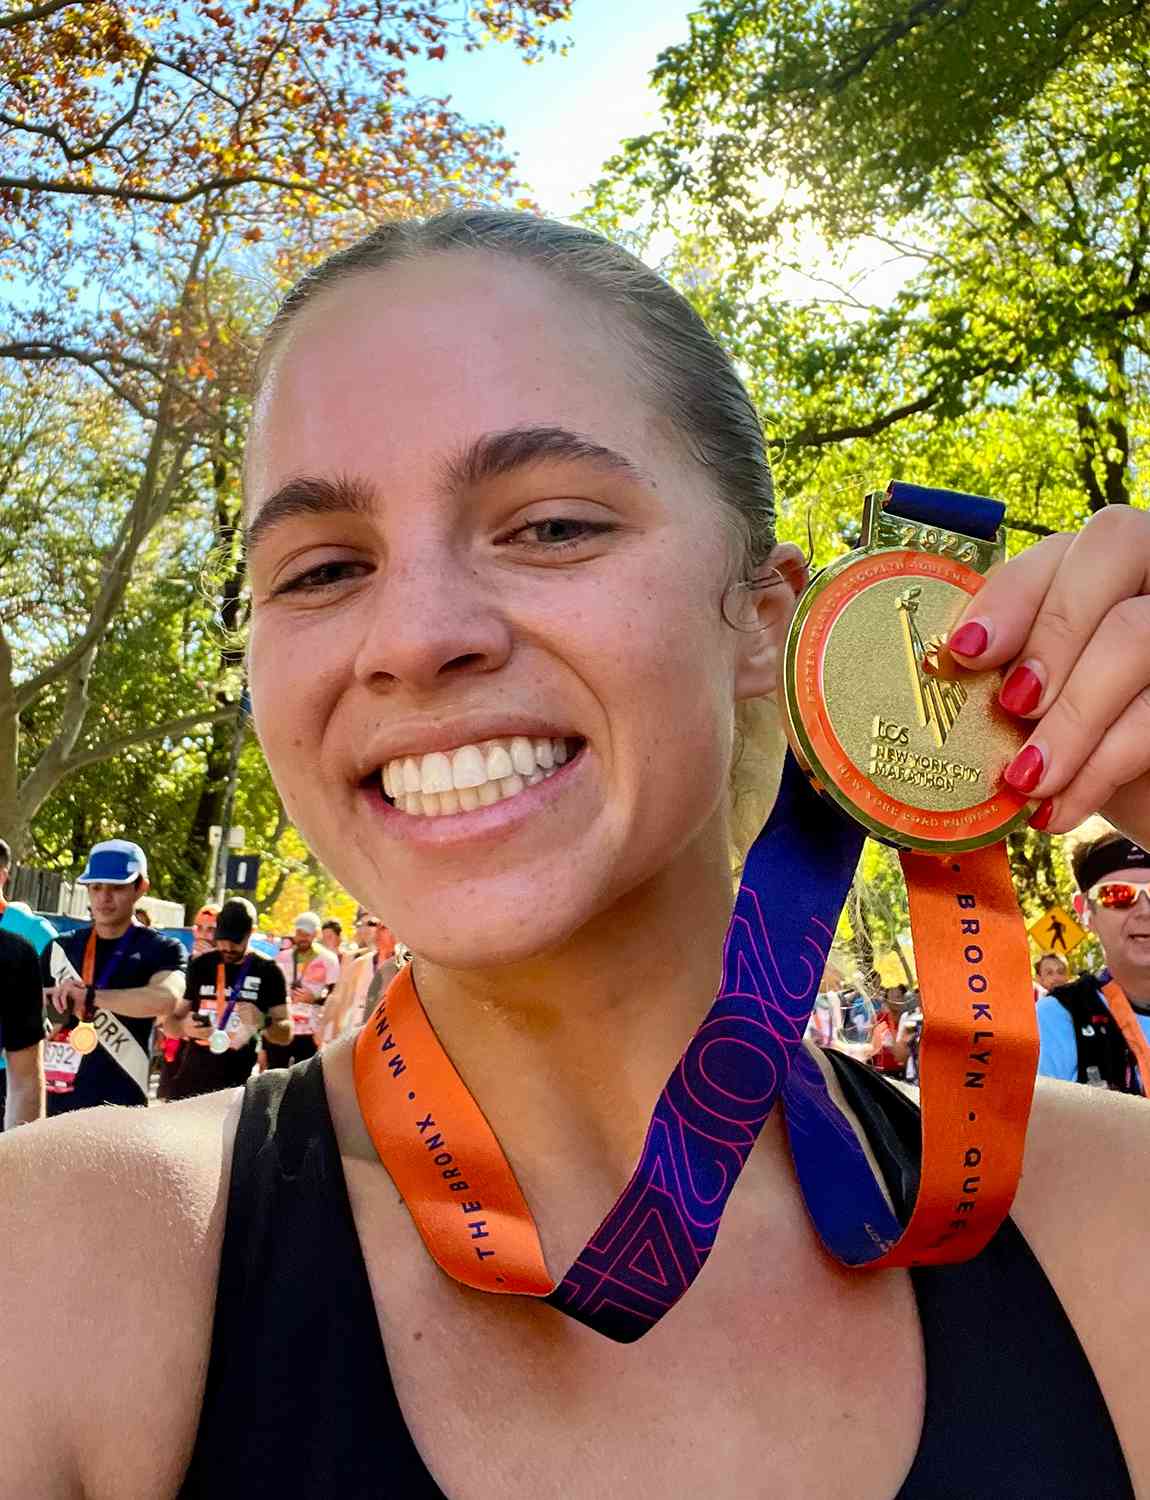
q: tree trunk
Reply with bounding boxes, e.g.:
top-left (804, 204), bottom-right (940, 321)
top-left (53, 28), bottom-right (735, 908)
top-left (168, 442), bottom-right (248, 912)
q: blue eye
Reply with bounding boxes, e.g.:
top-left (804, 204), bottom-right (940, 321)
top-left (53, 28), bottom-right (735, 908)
top-left (274, 560), bottom-right (371, 595)
top-left (507, 518), bottom-right (616, 551)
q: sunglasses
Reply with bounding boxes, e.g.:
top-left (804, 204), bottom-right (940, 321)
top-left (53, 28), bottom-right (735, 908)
top-left (1089, 880), bottom-right (1150, 910)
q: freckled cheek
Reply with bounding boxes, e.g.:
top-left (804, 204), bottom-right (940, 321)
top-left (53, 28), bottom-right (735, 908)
top-left (248, 616), bottom-right (333, 782)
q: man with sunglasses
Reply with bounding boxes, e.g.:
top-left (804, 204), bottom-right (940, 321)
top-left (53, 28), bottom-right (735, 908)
top-left (1037, 832), bottom-right (1150, 1092)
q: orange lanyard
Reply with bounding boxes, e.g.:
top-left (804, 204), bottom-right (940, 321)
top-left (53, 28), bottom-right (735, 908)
top-left (353, 757), bottom-right (1037, 1340)
top-left (1101, 980), bottom-right (1150, 1096)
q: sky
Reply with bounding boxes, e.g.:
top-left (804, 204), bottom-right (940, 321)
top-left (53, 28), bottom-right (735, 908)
top-left (405, 0), bottom-right (696, 219)
top-left (405, 2), bottom-right (913, 308)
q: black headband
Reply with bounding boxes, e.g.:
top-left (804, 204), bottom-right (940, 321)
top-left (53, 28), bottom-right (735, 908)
top-left (1077, 838), bottom-right (1150, 893)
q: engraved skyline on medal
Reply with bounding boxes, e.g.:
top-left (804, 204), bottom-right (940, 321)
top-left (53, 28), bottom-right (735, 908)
top-left (784, 548), bottom-right (1033, 851)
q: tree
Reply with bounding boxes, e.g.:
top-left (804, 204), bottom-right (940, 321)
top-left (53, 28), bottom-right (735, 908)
top-left (592, 1), bottom-right (1150, 521)
top-left (0, 0), bottom-right (570, 857)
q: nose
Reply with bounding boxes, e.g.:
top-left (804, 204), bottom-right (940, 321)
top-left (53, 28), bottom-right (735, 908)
top-left (352, 541), bottom-right (514, 694)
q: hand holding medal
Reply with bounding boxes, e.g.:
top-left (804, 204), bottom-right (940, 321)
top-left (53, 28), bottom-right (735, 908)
top-left (940, 504), bottom-right (1150, 846)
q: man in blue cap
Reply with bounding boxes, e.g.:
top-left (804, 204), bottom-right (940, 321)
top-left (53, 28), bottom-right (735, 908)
top-left (41, 839), bottom-right (186, 1113)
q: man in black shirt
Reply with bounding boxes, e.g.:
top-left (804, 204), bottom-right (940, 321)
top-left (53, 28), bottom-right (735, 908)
top-left (163, 898), bottom-right (290, 1100)
top-left (0, 927), bottom-right (45, 1129)
top-left (41, 839), bottom-right (186, 1113)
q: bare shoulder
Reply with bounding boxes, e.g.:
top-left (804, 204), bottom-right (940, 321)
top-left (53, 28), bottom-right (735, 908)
top-left (1012, 1080), bottom-right (1150, 1484)
top-left (0, 1091), bottom-right (241, 1499)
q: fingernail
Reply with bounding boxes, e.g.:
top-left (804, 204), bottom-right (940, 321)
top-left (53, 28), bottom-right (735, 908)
top-left (949, 620), bottom-right (990, 658)
top-left (1005, 743), bottom-right (1045, 793)
top-left (1000, 661), bottom-right (1043, 716)
top-left (1028, 798), bottom-right (1055, 832)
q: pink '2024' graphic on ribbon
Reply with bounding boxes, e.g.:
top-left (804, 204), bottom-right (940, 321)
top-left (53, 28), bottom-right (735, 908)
top-left (548, 755), bottom-right (864, 1342)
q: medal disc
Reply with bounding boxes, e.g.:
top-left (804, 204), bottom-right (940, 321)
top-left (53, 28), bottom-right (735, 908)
top-left (783, 548), bottom-right (1033, 852)
top-left (209, 1029), bottom-right (231, 1055)
top-left (69, 1022), bottom-right (98, 1056)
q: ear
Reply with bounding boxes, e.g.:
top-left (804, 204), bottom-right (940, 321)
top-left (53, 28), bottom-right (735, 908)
top-left (1072, 891), bottom-right (1089, 926)
top-left (732, 543), bottom-right (808, 703)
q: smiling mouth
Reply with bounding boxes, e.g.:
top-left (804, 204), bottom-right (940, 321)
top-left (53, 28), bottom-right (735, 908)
top-left (375, 735), bottom-right (585, 818)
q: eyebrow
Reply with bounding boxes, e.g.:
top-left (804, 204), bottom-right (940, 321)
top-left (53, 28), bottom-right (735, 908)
top-left (245, 425), bottom-right (653, 552)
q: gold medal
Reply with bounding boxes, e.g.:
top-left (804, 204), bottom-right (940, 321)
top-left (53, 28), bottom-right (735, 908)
top-left (782, 489), bottom-right (1034, 852)
top-left (69, 1021), bottom-right (98, 1055)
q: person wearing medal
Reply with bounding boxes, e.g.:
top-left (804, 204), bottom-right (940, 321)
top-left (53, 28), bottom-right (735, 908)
top-left (266, 910), bottom-right (340, 1067)
top-left (162, 898), bottom-right (290, 1101)
top-left (1037, 832), bottom-right (1150, 1091)
top-left (40, 838), bottom-right (186, 1113)
top-left (3, 212), bottom-right (1150, 1498)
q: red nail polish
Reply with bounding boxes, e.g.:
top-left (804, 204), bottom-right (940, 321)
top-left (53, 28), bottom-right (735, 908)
top-left (1005, 744), bottom-right (1045, 793)
top-left (1000, 663), bottom-right (1043, 716)
top-left (1029, 798), bottom-right (1054, 831)
top-left (949, 621), bottom-right (988, 658)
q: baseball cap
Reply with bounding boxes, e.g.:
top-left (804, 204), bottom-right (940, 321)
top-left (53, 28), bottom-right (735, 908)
top-left (1075, 835), bottom-right (1150, 892)
top-left (77, 839), bottom-right (148, 885)
top-left (216, 898), bottom-right (256, 944)
top-left (293, 912), bottom-right (321, 935)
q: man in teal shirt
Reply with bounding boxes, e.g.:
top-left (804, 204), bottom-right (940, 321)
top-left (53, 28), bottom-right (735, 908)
top-left (0, 839), bottom-right (57, 954)
top-left (0, 838), bottom-right (56, 1121)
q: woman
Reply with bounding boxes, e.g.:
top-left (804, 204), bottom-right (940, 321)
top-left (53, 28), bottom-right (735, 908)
top-left (3, 212), bottom-right (1149, 1498)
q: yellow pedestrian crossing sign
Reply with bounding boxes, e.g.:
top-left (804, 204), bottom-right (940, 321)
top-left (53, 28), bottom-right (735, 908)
top-left (1028, 904), bottom-right (1087, 956)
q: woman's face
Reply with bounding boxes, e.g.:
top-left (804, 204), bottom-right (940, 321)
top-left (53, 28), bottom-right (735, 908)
top-left (246, 254), bottom-right (787, 966)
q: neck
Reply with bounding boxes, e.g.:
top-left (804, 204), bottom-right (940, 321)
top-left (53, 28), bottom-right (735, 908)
top-left (1107, 961), bottom-right (1150, 1008)
top-left (411, 821), bottom-right (735, 1172)
top-left (94, 916), bottom-right (132, 940)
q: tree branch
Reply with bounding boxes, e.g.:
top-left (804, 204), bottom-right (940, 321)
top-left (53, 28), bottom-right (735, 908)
top-left (0, 0), bottom-right (88, 28)
top-left (0, 169), bottom-right (356, 211)
top-left (62, 705), bottom-right (238, 773)
top-left (777, 386), bottom-right (945, 450)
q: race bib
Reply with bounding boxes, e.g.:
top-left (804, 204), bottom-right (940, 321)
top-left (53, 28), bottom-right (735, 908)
top-left (290, 1000), bottom-right (317, 1036)
top-left (44, 1039), bottom-right (82, 1094)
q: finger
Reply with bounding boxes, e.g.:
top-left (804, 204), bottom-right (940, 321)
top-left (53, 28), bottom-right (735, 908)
top-left (947, 532), bottom-right (1073, 666)
top-left (956, 511), bottom-right (1150, 720)
top-left (1001, 596), bottom-right (1150, 801)
top-left (1024, 687), bottom-right (1150, 834)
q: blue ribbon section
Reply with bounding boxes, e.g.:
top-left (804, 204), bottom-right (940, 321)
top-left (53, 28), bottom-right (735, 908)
top-left (884, 482), bottom-right (1004, 542)
top-left (547, 753), bottom-right (864, 1342)
top-left (782, 1047), bottom-right (903, 1264)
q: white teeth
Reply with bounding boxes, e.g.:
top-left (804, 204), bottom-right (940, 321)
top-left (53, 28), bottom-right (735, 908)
top-left (509, 736), bottom-right (536, 776)
top-left (485, 743), bottom-right (513, 780)
top-left (385, 734), bottom-right (578, 815)
top-left (420, 751), bottom-right (453, 794)
top-left (451, 745), bottom-right (487, 790)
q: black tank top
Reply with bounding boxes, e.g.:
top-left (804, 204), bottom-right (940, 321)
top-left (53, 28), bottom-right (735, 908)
top-left (179, 1054), bottom-right (1133, 1498)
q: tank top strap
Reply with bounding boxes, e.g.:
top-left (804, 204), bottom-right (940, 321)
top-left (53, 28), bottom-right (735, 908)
top-left (179, 1056), bottom-right (443, 1498)
top-left (823, 1051), bottom-right (1133, 1500)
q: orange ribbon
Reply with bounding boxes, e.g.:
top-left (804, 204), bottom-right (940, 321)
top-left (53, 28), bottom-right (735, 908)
top-left (1101, 979), bottom-right (1150, 1096)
